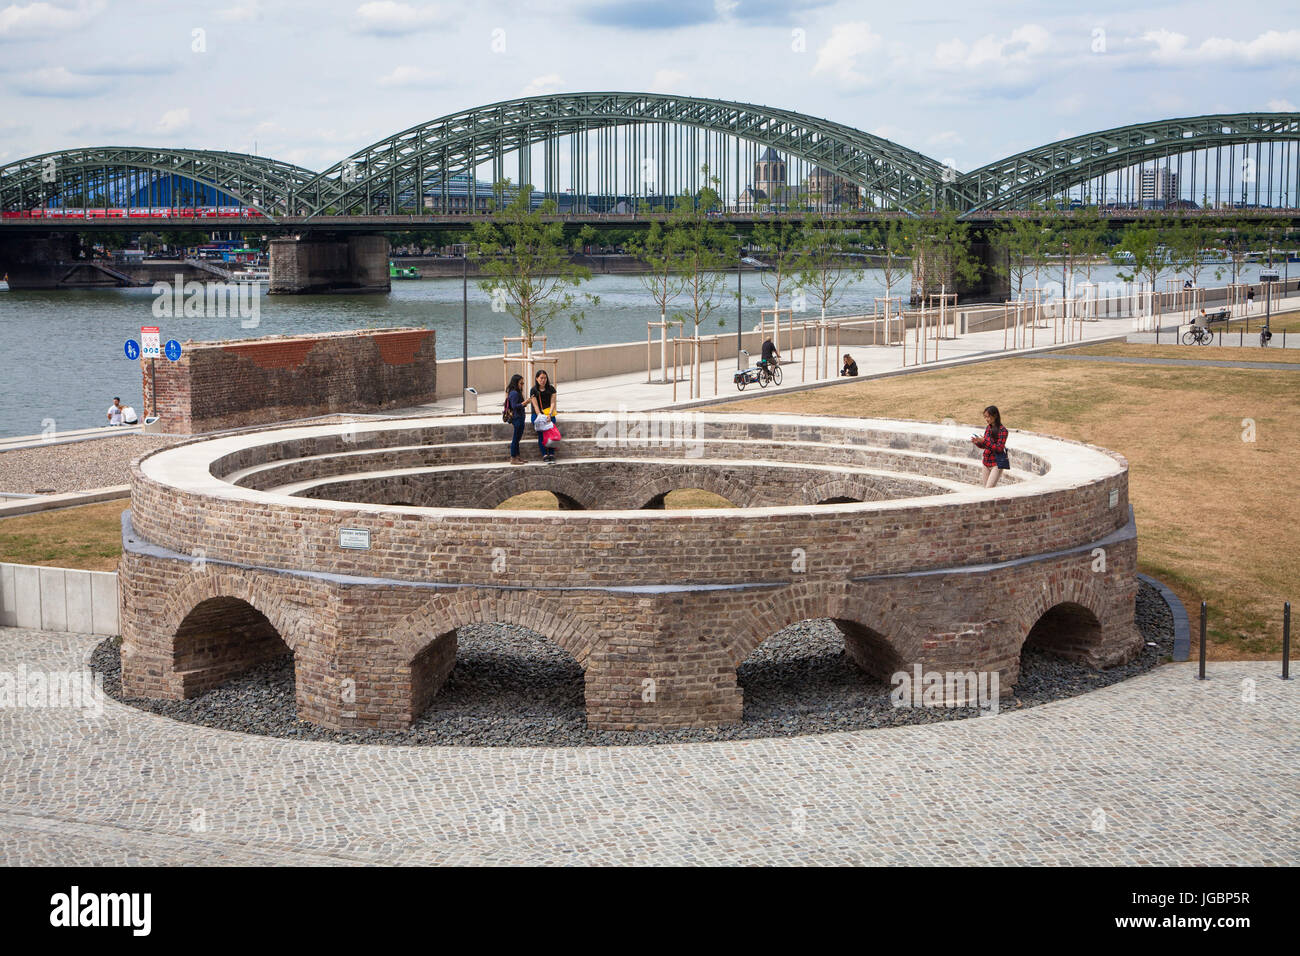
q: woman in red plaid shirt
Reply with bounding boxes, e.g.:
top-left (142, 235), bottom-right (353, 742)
top-left (970, 405), bottom-right (1009, 488)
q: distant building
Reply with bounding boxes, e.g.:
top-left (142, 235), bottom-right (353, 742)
top-left (806, 165), bottom-right (861, 209)
top-left (737, 147), bottom-right (790, 210)
top-left (1138, 167), bottom-right (1179, 207)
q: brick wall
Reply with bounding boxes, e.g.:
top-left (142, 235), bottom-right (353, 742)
top-left (119, 414), bottom-right (1142, 732)
top-left (146, 328), bottom-right (436, 434)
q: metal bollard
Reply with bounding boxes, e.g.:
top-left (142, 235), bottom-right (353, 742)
top-left (1284, 602), bottom-right (1291, 681)
top-left (1198, 601), bottom-right (1207, 680)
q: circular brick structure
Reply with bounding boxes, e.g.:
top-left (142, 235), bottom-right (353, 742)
top-left (118, 412), bottom-right (1143, 732)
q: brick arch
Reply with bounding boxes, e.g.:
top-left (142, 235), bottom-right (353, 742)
top-left (1013, 569), bottom-right (1111, 660)
top-left (153, 569), bottom-right (311, 652)
top-left (800, 475), bottom-right (869, 506)
top-left (622, 468), bottom-right (750, 510)
top-left (470, 471), bottom-right (593, 510)
top-left (391, 588), bottom-right (601, 666)
top-left (728, 582), bottom-right (910, 680)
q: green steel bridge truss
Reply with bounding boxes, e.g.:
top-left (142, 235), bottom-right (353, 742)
top-left (2, 97), bottom-right (1298, 220)
top-left (0, 147), bottom-right (317, 215)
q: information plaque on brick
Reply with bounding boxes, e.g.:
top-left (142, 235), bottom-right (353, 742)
top-left (338, 528), bottom-right (371, 550)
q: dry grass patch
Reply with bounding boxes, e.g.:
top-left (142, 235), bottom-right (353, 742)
top-left (709, 356), bottom-right (1299, 659)
top-left (1067, 342), bottom-right (1300, 363)
top-left (0, 499), bottom-right (129, 571)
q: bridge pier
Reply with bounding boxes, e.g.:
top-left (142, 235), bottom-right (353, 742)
top-left (269, 234), bottom-right (390, 294)
top-left (0, 233), bottom-right (91, 289)
top-left (910, 233), bottom-right (1010, 304)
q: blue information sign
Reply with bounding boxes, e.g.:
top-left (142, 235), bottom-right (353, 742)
top-left (124, 340), bottom-right (140, 361)
top-left (165, 339), bottom-right (182, 361)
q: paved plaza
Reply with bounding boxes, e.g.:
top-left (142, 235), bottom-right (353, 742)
top-left (1, 627), bottom-right (1295, 866)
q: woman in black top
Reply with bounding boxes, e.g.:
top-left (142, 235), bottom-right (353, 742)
top-left (840, 354), bottom-right (858, 376)
top-left (528, 370), bottom-right (558, 462)
top-left (506, 374), bottom-right (527, 464)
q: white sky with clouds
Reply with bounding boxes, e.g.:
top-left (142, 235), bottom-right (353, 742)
top-left (0, 0), bottom-right (1296, 170)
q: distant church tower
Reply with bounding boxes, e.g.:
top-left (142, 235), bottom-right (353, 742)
top-left (754, 147), bottom-right (786, 202)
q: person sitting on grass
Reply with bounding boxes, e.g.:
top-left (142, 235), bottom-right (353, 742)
top-left (840, 354), bottom-right (858, 376)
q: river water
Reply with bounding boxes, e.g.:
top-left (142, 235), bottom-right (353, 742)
top-left (0, 262), bottom-right (1282, 439)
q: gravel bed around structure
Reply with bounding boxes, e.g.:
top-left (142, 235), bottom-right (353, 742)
top-left (0, 435), bottom-right (181, 494)
top-left (92, 580), bottom-right (1175, 747)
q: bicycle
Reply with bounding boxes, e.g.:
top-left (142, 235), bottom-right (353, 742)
top-left (1181, 325), bottom-right (1214, 346)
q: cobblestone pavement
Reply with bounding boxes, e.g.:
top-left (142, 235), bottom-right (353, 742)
top-left (1, 627), bottom-right (1296, 866)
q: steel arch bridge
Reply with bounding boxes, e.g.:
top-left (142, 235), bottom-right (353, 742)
top-left (949, 113), bottom-right (1300, 213)
top-left (0, 147), bottom-right (318, 216)
top-left (290, 92), bottom-right (952, 219)
top-left (1, 101), bottom-right (1297, 221)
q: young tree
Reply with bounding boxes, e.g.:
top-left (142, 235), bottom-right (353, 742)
top-left (471, 182), bottom-right (597, 383)
top-left (1219, 218), bottom-right (1263, 285)
top-left (995, 215), bottom-right (1046, 300)
top-left (665, 179), bottom-right (736, 398)
top-left (912, 205), bottom-right (981, 301)
top-left (627, 219), bottom-right (686, 381)
top-left (1168, 220), bottom-right (1216, 287)
top-left (797, 212), bottom-right (864, 376)
top-left (751, 213), bottom-right (806, 346)
top-left (1113, 218), bottom-right (1183, 316)
top-left (861, 219), bottom-right (912, 328)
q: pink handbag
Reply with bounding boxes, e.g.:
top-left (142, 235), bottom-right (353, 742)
top-left (542, 425), bottom-right (561, 445)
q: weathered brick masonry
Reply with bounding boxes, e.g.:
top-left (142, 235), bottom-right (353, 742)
top-left (119, 414), bottom-right (1143, 731)
top-left (146, 328), bottom-right (436, 434)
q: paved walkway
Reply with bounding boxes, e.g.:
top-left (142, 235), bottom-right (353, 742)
top-left (1, 627), bottom-right (1294, 865)
top-left (1042, 354), bottom-right (1300, 371)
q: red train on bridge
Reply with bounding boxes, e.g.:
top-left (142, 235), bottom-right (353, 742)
top-left (0, 207), bottom-right (267, 220)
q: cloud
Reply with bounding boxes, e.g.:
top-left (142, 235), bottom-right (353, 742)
top-left (521, 73), bottom-right (563, 97)
top-left (1267, 98), bottom-right (1296, 111)
top-left (934, 24), bottom-right (1051, 71)
top-left (649, 69), bottom-right (688, 93)
top-left (927, 130), bottom-right (963, 146)
top-left (12, 65), bottom-right (103, 97)
top-left (377, 65), bottom-right (445, 88)
top-left (217, 1), bottom-right (262, 21)
top-left (157, 108), bottom-right (192, 133)
top-left (578, 0), bottom-right (831, 29)
top-left (79, 57), bottom-right (178, 77)
top-left (0, 0), bottom-right (104, 40)
top-left (1135, 29), bottom-right (1300, 67)
top-left (812, 22), bottom-right (885, 87)
top-left (352, 1), bottom-right (447, 36)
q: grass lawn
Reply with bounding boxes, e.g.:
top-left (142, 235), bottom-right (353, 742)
top-left (0, 499), bottom-right (128, 572)
top-left (498, 489), bottom-right (734, 510)
top-left (708, 350), bottom-right (1300, 660)
top-left (1068, 342), bottom-right (1300, 363)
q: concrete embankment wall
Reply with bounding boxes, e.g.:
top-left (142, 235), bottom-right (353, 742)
top-left (0, 562), bottom-right (118, 636)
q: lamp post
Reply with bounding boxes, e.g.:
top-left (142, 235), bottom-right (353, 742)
top-left (461, 246), bottom-right (472, 413)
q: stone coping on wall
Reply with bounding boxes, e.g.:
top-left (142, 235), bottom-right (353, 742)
top-left (136, 413), bottom-right (1122, 519)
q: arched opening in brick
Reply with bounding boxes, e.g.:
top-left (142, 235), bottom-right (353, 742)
top-left (1022, 601), bottom-right (1103, 664)
top-left (818, 496), bottom-right (861, 505)
top-left (641, 488), bottom-right (738, 509)
top-left (495, 490), bottom-right (586, 510)
top-left (736, 618), bottom-right (902, 720)
top-left (408, 623), bottom-right (585, 727)
top-left (172, 597), bottom-right (293, 698)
